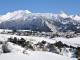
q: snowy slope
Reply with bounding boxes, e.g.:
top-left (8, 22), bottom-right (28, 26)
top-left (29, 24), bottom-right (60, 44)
top-left (0, 51), bottom-right (77, 60)
top-left (5, 42), bottom-right (24, 52)
top-left (0, 34), bottom-right (79, 60)
top-left (0, 10), bottom-right (79, 22)
top-left (0, 10), bottom-right (31, 21)
top-left (69, 15), bottom-right (80, 21)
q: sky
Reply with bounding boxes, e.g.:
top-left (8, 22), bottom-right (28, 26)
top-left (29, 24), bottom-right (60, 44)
top-left (0, 0), bottom-right (80, 15)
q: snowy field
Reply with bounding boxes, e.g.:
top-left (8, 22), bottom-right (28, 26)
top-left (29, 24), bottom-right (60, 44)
top-left (0, 51), bottom-right (77, 60)
top-left (0, 34), bottom-right (80, 47)
top-left (55, 37), bottom-right (80, 47)
top-left (0, 34), bottom-right (79, 60)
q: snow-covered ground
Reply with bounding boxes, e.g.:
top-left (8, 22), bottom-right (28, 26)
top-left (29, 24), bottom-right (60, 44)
top-left (55, 37), bottom-right (80, 47)
top-left (0, 51), bottom-right (77, 60)
top-left (0, 34), bottom-right (55, 44)
top-left (0, 34), bottom-right (80, 47)
top-left (0, 34), bottom-right (79, 60)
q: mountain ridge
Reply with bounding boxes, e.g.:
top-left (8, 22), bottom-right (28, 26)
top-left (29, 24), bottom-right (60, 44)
top-left (0, 10), bottom-right (80, 32)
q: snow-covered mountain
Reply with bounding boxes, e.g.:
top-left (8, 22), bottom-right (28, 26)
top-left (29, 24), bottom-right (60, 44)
top-left (0, 10), bottom-right (31, 21)
top-left (0, 10), bottom-right (80, 32)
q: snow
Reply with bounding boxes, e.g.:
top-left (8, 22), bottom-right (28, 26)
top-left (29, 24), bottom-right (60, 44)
top-left (0, 10), bottom-right (80, 32)
top-left (0, 34), bottom-right (80, 47)
top-left (69, 15), bottom-right (80, 21)
top-left (55, 37), bottom-right (80, 47)
top-left (18, 30), bottom-right (31, 32)
top-left (58, 10), bottom-right (68, 18)
top-left (0, 34), bottom-right (56, 44)
top-left (6, 42), bottom-right (24, 52)
top-left (0, 10), bottom-right (80, 23)
top-left (0, 29), bottom-right (5, 32)
top-left (0, 51), bottom-right (77, 60)
top-left (0, 34), bottom-right (79, 60)
top-left (0, 10), bottom-right (31, 22)
top-left (0, 29), bottom-right (12, 33)
top-left (73, 15), bottom-right (80, 21)
top-left (0, 9), bottom-right (80, 60)
top-left (61, 47), bottom-right (76, 58)
top-left (0, 44), bottom-right (3, 53)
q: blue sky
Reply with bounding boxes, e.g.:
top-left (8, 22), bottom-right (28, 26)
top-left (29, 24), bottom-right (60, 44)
top-left (0, 0), bottom-right (80, 15)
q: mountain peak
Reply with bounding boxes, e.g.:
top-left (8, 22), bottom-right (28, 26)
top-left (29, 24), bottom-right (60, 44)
top-left (5, 10), bottom-right (31, 15)
top-left (58, 10), bottom-right (67, 18)
top-left (0, 10), bottom-right (32, 21)
top-left (13, 10), bottom-right (31, 14)
top-left (25, 10), bottom-right (31, 14)
top-left (59, 10), bottom-right (66, 14)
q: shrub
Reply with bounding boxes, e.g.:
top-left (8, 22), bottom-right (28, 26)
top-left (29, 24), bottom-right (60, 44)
top-left (8, 37), bottom-right (18, 44)
top-left (49, 43), bottom-right (55, 51)
top-left (63, 44), bottom-right (69, 48)
top-left (13, 37), bottom-right (17, 44)
top-left (39, 43), bottom-right (44, 48)
top-left (20, 38), bottom-right (26, 42)
top-left (41, 40), bottom-right (46, 44)
top-left (76, 47), bottom-right (80, 59)
top-left (54, 41), bottom-right (63, 48)
top-left (2, 42), bottom-right (10, 53)
top-left (49, 44), bottom-right (54, 48)
top-left (66, 35), bottom-right (70, 38)
top-left (76, 50), bottom-right (80, 58)
top-left (18, 38), bottom-right (26, 47)
top-left (77, 47), bottom-right (80, 50)
top-left (28, 44), bottom-right (33, 50)
top-left (26, 41), bottom-right (29, 45)
top-left (59, 48), bottom-right (62, 52)
top-left (8, 37), bottom-right (13, 42)
top-left (0, 41), bottom-right (3, 44)
top-left (69, 45), bottom-right (75, 49)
